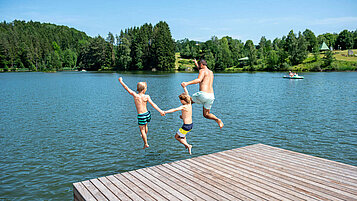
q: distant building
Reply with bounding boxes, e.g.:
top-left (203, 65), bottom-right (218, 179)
top-left (319, 42), bottom-right (330, 51)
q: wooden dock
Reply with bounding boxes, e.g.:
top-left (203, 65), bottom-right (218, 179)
top-left (73, 144), bottom-right (357, 200)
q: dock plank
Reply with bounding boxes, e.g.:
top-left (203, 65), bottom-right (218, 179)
top-left (188, 155), bottom-right (314, 200)
top-left (218, 150), bottom-right (349, 200)
top-left (73, 182), bottom-right (95, 201)
top-left (97, 177), bottom-right (131, 201)
top-left (154, 165), bottom-right (216, 200)
top-left (234, 145), bottom-right (357, 195)
top-left (73, 144), bottom-right (357, 201)
top-left (107, 174), bottom-right (146, 201)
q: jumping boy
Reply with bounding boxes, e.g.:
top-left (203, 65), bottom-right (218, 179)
top-left (118, 77), bottom-right (165, 149)
top-left (164, 86), bottom-right (193, 154)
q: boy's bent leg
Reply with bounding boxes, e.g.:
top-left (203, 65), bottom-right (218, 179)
top-left (145, 124), bottom-right (148, 135)
top-left (175, 134), bottom-right (192, 155)
top-left (203, 107), bottom-right (224, 129)
top-left (139, 125), bottom-right (149, 149)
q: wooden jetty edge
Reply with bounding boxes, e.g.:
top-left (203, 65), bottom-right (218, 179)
top-left (73, 144), bottom-right (357, 200)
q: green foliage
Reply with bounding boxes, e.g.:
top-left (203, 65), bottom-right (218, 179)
top-left (0, 20), bottom-right (90, 71)
top-left (216, 37), bottom-right (232, 70)
top-left (323, 50), bottom-right (335, 68)
top-left (0, 20), bottom-right (355, 72)
top-left (266, 50), bottom-right (279, 70)
top-left (152, 21), bottom-right (175, 71)
top-left (115, 22), bottom-right (175, 71)
top-left (335, 30), bottom-right (354, 50)
top-left (303, 29), bottom-right (317, 52)
top-left (244, 40), bottom-right (257, 68)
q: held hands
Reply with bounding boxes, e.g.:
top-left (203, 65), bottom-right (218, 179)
top-left (160, 110), bottom-right (166, 116)
top-left (118, 77), bottom-right (123, 82)
top-left (181, 82), bottom-right (187, 88)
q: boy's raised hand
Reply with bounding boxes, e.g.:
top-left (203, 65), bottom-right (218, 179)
top-left (118, 77), bottom-right (123, 82)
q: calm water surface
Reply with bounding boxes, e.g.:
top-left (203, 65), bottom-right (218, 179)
top-left (0, 72), bottom-right (356, 200)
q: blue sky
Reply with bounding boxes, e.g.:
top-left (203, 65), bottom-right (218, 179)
top-left (1, 0), bottom-right (356, 43)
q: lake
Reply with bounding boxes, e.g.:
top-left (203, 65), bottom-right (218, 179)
top-left (0, 71), bottom-right (356, 200)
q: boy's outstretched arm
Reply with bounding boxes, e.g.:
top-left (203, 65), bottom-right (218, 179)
top-left (164, 106), bottom-right (184, 114)
top-left (118, 77), bottom-right (136, 96)
top-left (147, 96), bottom-right (165, 116)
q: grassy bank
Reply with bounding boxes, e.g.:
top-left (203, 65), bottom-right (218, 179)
top-left (174, 50), bottom-right (357, 73)
top-left (291, 49), bottom-right (357, 72)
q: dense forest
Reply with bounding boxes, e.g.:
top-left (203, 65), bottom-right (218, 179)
top-left (0, 20), bottom-right (175, 71)
top-left (0, 20), bottom-right (356, 72)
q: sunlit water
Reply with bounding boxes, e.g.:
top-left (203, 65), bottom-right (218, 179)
top-left (0, 71), bottom-right (356, 200)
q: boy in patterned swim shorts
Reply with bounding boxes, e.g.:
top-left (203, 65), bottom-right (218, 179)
top-left (164, 86), bottom-right (193, 155)
top-left (119, 77), bottom-right (165, 149)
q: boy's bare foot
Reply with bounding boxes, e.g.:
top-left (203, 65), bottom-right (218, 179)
top-left (216, 119), bottom-right (224, 129)
top-left (188, 145), bottom-right (192, 155)
top-left (143, 144), bottom-right (149, 149)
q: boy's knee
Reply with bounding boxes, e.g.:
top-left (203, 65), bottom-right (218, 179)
top-left (175, 134), bottom-right (184, 140)
top-left (203, 112), bottom-right (209, 118)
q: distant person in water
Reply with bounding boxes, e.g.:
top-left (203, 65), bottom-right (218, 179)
top-left (289, 71), bottom-right (294, 77)
top-left (118, 77), bottom-right (165, 149)
top-left (164, 86), bottom-right (193, 154)
top-left (181, 59), bottom-right (224, 129)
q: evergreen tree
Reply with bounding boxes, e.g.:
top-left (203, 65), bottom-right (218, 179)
top-left (216, 37), bottom-right (232, 70)
top-left (286, 30), bottom-right (308, 65)
top-left (152, 21), bottom-right (175, 71)
top-left (303, 29), bottom-right (317, 52)
top-left (203, 49), bottom-right (215, 70)
top-left (244, 40), bottom-right (257, 69)
top-left (0, 42), bottom-right (7, 68)
top-left (353, 30), bottom-right (357, 49)
top-left (266, 50), bottom-right (279, 70)
top-left (106, 32), bottom-right (115, 67)
top-left (117, 36), bottom-right (131, 70)
top-left (296, 32), bottom-right (308, 64)
top-left (323, 50), bottom-right (335, 68)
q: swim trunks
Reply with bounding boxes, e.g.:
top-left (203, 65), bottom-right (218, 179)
top-left (137, 111), bottom-right (151, 125)
top-left (192, 91), bottom-right (215, 109)
top-left (177, 123), bottom-right (193, 138)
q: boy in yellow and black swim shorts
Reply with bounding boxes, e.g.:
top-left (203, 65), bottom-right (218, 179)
top-left (164, 86), bottom-right (193, 154)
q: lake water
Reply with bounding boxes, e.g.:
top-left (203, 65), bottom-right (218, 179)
top-left (0, 71), bottom-right (356, 200)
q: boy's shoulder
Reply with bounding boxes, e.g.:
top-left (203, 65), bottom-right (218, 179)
top-left (137, 93), bottom-right (150, 101)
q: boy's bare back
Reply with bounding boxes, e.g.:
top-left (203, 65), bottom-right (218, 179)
top-left (119, 77), bottom-right (164, 116)
top-left (133, 94), bottom-right (149, 114)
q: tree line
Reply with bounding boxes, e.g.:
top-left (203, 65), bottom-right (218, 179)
top-left (0, 20), bottom-right (356, 72)
top-left (177, 29), bottom-right (357, 71)
top-left (0, 20), bottom-right (175, 71)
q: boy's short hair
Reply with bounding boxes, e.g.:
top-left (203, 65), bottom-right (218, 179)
top-left (137, 82), bottom-right (147, 92)
top-left (179, 93), bottom-right (192, 104)
top-left (198, 59), bottom-right (207, 66)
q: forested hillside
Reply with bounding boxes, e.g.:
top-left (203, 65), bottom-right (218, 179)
top-left (0, 20), bottom-right (356, 72)
top-left (0, 20), bottom-right (90, 71)
top-left (0, 20), bottom-right (175, 71)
